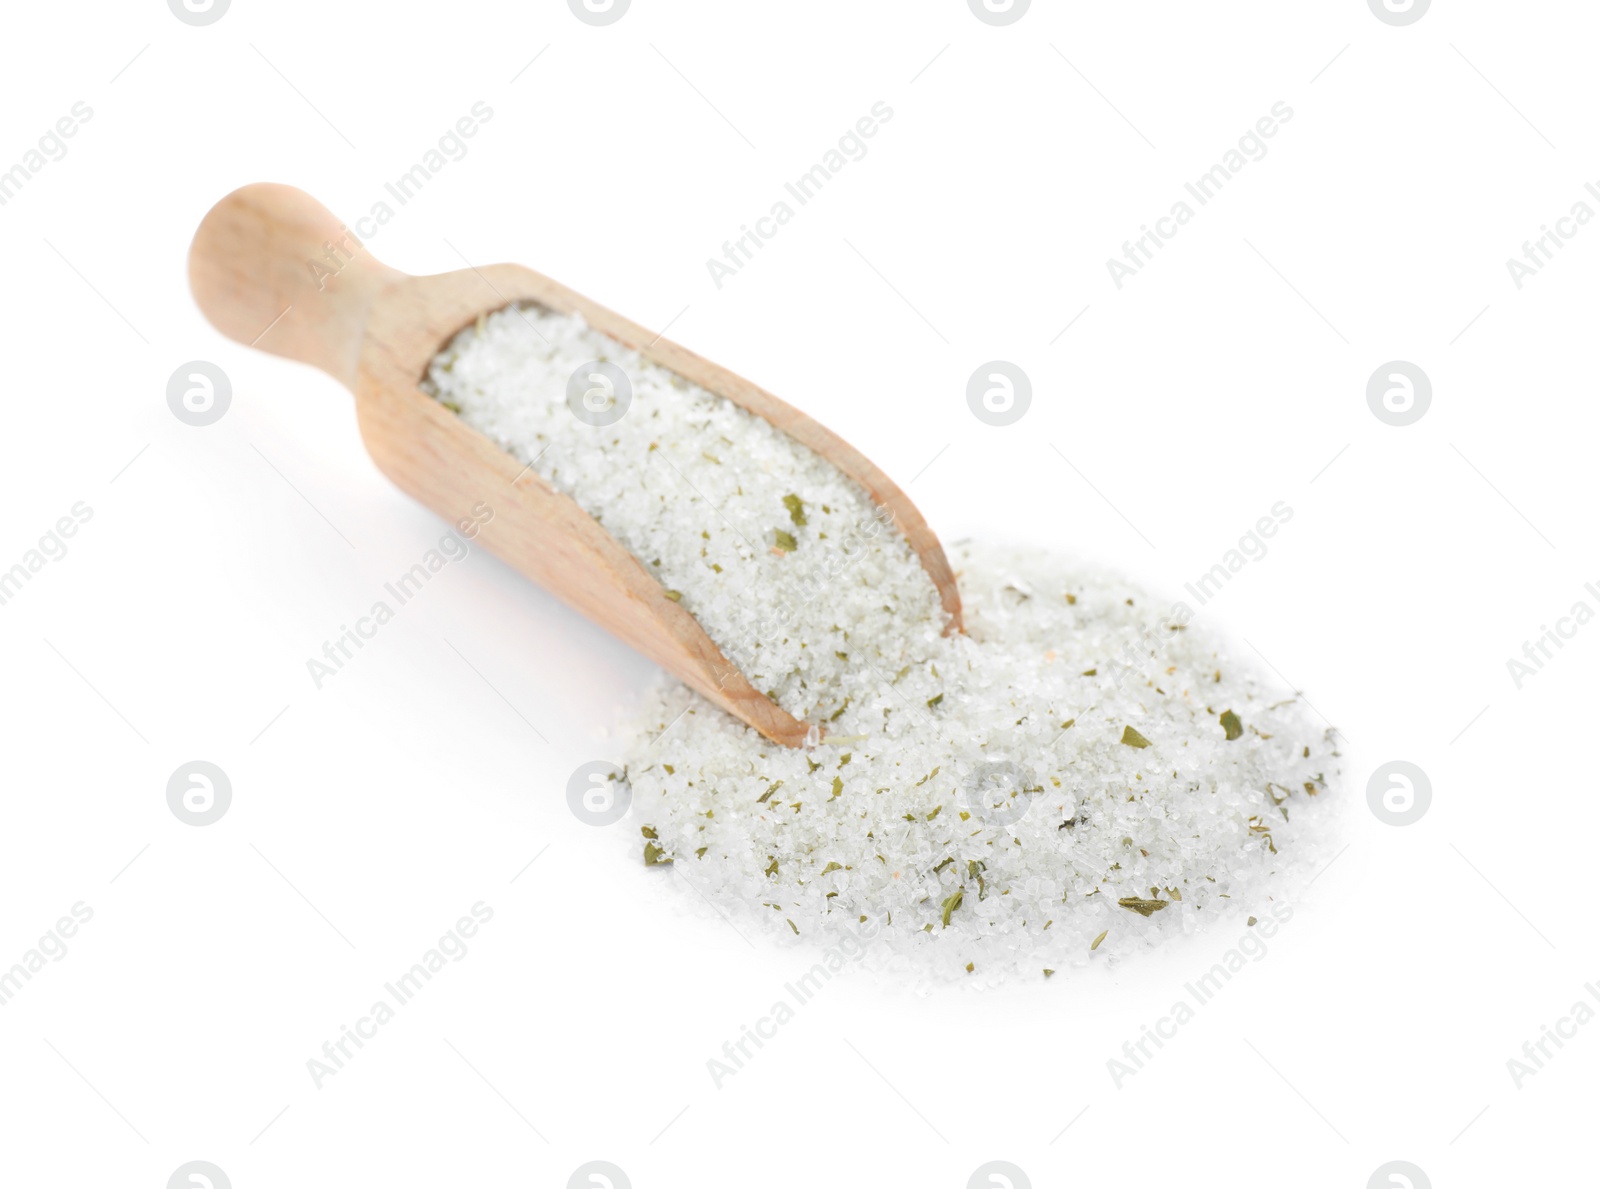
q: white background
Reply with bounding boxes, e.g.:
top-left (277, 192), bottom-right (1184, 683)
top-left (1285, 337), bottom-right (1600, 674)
top-left (2, 1), bottom-right (1595, 1186)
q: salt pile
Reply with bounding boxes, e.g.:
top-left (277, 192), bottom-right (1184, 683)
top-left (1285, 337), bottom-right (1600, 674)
top-left (424, 306), bottom-right (1341, 983)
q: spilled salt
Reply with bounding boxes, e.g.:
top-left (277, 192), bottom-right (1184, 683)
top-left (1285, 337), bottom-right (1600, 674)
top-left (424, 305), bottom-right (1341, 984)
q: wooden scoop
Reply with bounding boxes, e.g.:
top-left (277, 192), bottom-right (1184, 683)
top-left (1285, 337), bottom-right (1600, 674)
top-left (188, 183), bottom-right (962, 747)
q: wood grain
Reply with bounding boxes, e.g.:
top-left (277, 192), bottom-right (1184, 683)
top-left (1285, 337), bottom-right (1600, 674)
top-left (189, 183), bottom-right (963, 746)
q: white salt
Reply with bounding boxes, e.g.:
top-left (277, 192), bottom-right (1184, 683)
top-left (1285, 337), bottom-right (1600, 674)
top-left (425, 306), bottom-right (1341, 984)
top-left (422, 305), bottom-right (946, 723)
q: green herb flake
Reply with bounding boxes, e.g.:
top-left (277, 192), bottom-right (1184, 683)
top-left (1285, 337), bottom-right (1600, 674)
top-left (1117, 897), bottom-right (1168, 917)
top-left (695, 846), bottom-right (708, 858)
top-left (1120, 726), bottom-right (1152, 749)
top-left (662, 764), bottom-right (675, 775)
top-left (757, 780), bottom-right (785, 804)
top-left (643, 842), bottom-right (672, 867)
top-left (830, 775), bottom-right (844, 799)
top-left (941, 887), bottom-right (964, 927)
top-left (663, 589), bottom-right (683, 602)
top-left (1220, 709), bottom-right (1243, 741)
top-left (787, 919), bottom-right (799, 935)
top-left (1248, 818), bottom-right (1278, 854)
top-left (1043, 968), bottom-right (1056, 978)
top-left (764, 856), bottom-right (778, 877)
top-left (640, 825), bottom-right (658, 839)
top-left (1090, 929), bottom-right (1108, 951)
top-left (782, 493), bottom-right (807, 526)
top-left (926, 805), bottom-right (943, 821)
top-left (926, 693), bottom-right (944, 709)
top-left (967, 859), bottom-right (988, 899)
top-left (773, 529), bottom-right (798, 553)
top-left (821, 861), bottom-right (843, 875)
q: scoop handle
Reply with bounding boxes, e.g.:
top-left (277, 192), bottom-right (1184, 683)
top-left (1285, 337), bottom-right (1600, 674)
top-left (188, 183), bottom-right (403, 390)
